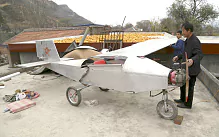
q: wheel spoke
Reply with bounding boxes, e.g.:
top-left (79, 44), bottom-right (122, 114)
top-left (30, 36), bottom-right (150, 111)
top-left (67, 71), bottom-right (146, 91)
top-left (73, 93), bottom-right (77, 102)
top-left (68, 90), bottom-right (78, 104)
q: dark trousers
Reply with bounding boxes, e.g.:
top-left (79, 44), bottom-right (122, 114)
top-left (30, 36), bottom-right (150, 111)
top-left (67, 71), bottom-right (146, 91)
top-left (180, 76), bottom-right (197, 107)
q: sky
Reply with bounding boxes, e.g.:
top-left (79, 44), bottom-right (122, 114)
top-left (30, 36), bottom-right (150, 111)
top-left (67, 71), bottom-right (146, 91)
top-left (52, 0), bottom-right (219, 26)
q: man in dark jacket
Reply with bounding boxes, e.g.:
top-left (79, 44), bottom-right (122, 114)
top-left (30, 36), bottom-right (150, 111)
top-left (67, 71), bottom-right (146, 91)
top-left (172, 22), bottom-right (203, 109)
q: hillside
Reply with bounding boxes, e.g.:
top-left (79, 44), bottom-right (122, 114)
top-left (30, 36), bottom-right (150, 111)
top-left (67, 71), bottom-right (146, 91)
top-left (0, 0), bottom-right (92, 43)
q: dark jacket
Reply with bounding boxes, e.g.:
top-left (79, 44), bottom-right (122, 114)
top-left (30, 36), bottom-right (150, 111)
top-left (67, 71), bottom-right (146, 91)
top-left (171, 38), bottom-right (184, 56)
top-left (178, 34), bottom-right (203, 76)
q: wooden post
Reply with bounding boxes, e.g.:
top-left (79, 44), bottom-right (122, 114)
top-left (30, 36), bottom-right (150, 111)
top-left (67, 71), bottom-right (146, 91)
top-left (185, 52), bottom-right (189, 102)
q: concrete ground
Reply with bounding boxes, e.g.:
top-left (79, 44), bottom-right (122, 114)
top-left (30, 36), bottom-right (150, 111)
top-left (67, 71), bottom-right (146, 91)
top-left (0, 64), bottom-right (25, 77)
top-left (0, 72), bottom-right (219, 137)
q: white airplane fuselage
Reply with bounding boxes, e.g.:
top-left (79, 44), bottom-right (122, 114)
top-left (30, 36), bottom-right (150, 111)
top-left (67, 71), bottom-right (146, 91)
top-left (45, 56), bottom-right (171, 92)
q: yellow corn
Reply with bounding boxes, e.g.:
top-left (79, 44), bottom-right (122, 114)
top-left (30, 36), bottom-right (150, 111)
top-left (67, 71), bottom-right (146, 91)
top-left (54, 33), bottom-right (164, 43)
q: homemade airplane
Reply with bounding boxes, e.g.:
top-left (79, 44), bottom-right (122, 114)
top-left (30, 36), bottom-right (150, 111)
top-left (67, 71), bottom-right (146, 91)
top-left (17, 37), bottom-right (189, 120)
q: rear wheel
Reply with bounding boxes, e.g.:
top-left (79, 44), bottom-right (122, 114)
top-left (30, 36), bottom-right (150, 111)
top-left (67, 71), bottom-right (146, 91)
top-left (99, 87), bottom-right (109, 92)
top-left (66, 87), bottom-right (81, 106)
top-left (156, 100), bottom-right (178, 120)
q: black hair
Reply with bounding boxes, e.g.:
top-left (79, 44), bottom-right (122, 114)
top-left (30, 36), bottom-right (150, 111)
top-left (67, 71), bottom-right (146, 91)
top-left (176, 30), bottom-right (182, 34)
top-left (182, 22), bottom-right (193, 32)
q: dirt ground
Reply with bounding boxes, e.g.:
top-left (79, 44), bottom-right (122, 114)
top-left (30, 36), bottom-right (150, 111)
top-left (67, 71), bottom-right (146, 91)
top-left (0, 72), bottom-right (219, 137)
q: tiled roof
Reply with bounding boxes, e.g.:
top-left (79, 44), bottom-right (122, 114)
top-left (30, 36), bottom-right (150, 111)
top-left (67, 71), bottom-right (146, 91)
top-left (4, 27), bottom-right (85, 44)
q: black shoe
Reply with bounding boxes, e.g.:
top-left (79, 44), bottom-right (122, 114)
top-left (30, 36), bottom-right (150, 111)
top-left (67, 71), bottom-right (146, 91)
top-left (174, 99), bottom-right (183, 103)
top-left (177, 103), bottom-right (191, 109)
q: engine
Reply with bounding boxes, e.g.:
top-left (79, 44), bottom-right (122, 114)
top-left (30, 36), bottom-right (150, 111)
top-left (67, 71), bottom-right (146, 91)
top-left (168, 69), bottom-right (186, 87)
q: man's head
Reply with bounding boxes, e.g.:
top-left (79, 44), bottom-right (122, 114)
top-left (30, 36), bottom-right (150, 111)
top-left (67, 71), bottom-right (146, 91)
top-left (182, 22), bottom-right (193, 38)
top-left (176, 30), bottom-right (182, 39)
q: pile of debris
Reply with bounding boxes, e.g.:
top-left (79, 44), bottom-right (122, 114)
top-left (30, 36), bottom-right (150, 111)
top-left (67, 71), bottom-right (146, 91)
top-left (0, 51), bottom-right (8, 65)
top-left (3, 89), bottom-right (40, 113)
top-left (3, 89), bottom-right (40, 103)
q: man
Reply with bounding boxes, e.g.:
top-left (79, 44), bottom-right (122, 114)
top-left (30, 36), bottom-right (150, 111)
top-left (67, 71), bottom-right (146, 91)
top-left (170, 30), bottom-right (185, 57)
top-left (172, 22), bottom-right (203, 109)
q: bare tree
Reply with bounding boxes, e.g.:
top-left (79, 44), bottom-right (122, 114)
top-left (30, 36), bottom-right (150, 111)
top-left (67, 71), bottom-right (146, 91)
top-left (160, 17), bottom-right (178, 33)
top-left (167, 0), bottom-right (219, 34)
top-left (136, 20), bottom-right (151, 32)
top-left (124, 23), bottom-right (134, 29)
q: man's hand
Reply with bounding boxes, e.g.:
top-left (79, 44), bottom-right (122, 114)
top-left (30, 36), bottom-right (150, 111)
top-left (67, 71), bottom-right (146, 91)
top-left (188, 59), bottom-right (194, 67)
top-left (172, 56), bottom-right (178, 62)
top-left (170, 43), bottom-right (175, 47)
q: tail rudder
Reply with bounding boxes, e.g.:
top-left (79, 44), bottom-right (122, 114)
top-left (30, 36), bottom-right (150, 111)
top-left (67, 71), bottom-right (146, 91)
top-left (36, 40), bottom-right (60, 62)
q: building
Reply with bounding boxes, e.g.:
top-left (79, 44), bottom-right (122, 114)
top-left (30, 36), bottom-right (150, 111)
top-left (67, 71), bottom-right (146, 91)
top-left (4, 27), bottom-right (87, 67)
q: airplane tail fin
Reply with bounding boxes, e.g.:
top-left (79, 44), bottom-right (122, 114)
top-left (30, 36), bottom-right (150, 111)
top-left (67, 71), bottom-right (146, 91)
top-left (36, 40), bottom-right (60, 62)
top-left (16, 41), bottom-right (60, 68)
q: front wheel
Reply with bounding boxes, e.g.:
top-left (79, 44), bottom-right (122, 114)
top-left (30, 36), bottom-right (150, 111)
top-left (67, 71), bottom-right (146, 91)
top-left (156, 100), bottom-right (178, 120)
top-left (66, 87), bottom-right (81, 106)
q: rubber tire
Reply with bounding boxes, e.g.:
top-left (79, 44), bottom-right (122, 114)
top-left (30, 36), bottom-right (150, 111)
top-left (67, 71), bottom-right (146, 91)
top-left (156, 100), bottom-right (178, 120)
top-left (99, 87), bottom-right (109, 92)
top-left (66, 87), bottom-right (81, 106)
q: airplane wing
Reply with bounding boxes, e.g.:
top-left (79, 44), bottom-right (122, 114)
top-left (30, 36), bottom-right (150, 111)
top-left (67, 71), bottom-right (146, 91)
top-left (16, 60), bottom-right (50, 68)
top-left (95, 37), bottom-right (177, 58)
top-left (17, 37), bottom-right (176, 69)
top-left (17, 58), bottom-right (73, 68)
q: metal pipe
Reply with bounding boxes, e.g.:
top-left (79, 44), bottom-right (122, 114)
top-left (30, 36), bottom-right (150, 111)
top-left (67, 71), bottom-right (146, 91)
top-left (0, 72), bottom-right (20, 82)
top-left (79, 27), bottom-right (90, 46)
